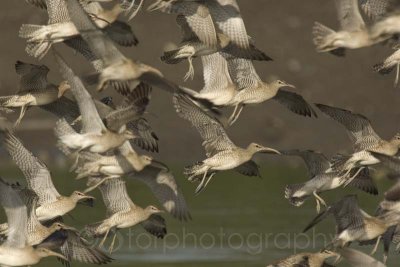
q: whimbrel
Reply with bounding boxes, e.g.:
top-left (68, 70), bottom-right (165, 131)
top-left (0, 186), bottom-right (110, 266)
top-left (73, 140), bottom-right (168, 182)
top-left (128, 164), bottom-right (192, 221)
top-left (303, 195), bottom-right (397, 255)
top-left (266, 250), bottom-right (338, 267)
top-left (3, 131), bottom-right (94, 221)
top-left (283, 149), bottom-right (377, 213)
top-left (316, 104), bottom-right (400, 181)
top-left (85, 178), bottom-right (165, 253)
top-left (53, 50), bottom-right (137, 154)
top-left (150, 0), bottom-right (271, 80)
top-left (312, 0), bottom-right (376, 56)
top-left (66, 0), bottom-right (179, 95)
top-left (173, 93), bottom-right (280, 194)
top-left (0, 61), bottom-right (70, 126)
top-left (181, 54), bottom-right (316, 125)
top-left (19, 0), bottom-right (127, 59)
top-left (0, 177), bottom-right (68, 266)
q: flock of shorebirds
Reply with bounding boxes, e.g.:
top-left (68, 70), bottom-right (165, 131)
top-left (0, 0), bottom-right (400, 266)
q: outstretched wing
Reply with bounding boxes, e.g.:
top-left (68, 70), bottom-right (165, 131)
top-left (316, 104), bottom-right (382, 151)
top-left (97, 178), bottom-right (135, 216)
top-left (173, 93), bottom-right (236, 157)
top-left (200, 53), bottom-right (235, 94)
top-left (46, 0), bottom-right (70, 24)
top-left (0, 177), bottom-right (28, 248)
top-left (273, 90), bottom-right (317, 118)
top-left (338, 247), bottom-right (386, 267)
top-left (206, 0), bottom-right (251, 52)
top-left (15, 61), bottom-right (49, 91)
top-left (360, 0), bottom-right (390, 20)
top-left (66, 0), bottom-right (126, 65)
top-left (129, 165), bottom-right (191, 221)
top-left (335, 0), bottom-right (366, 31)
top-left (282, 150), bottom-right (330, 177)
top-left (104, 83), bottom-right (151, 132)
top-left (54, 50), bottom-right (105, 134)
top-left (150, 0), bottom-right (218, 47)
top-left (227, 58), bottom-right (262, 90)
top-left (4, 132), bottom-right (60, 204)
top-left (331, 195), bottom-right (365, 234)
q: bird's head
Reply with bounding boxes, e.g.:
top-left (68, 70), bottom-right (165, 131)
top-left (247, 143), bottom-right (281, 155)
top-left (269, 80), bottom-right (295, 91)
top-left (391, 133), bottom-right (400, 146)
top-left (57, 80), bottom-right (71, 98)
top-left (50, 222), bottom-right (78, 232)
top-left (145, 205), bottom-right (163, 215)
top-left (71, 191), bottom-right (95, 206)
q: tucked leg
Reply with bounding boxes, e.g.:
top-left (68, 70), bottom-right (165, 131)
top-left (184, 56), bottom-right (194, 81)
top-left (371, 235), bottom-right (382, 255)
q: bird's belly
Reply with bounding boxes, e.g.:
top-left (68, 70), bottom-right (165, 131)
top-left (113, 212), bottom-right (142, 229)
top-left (333, 31), bottom-right (370, 49)
top-left (36, 201), bottom-right (75, 221)
top-left (0, 248), bottom-right (38, 266)
top-left (235, 89), bottom-right (274, 105)
top-left (87, 135), bottom-right (125, 153)
top-left (318, 176), bottom-right (342, 191)
top-left (353, 151), bottom-right (380, 166)
top-left (30, 93), bottom-right (58, 105)
top-left (100, 165), bottom-right (124, 175)
top-left (102, 62), bottom-right (138, 81)
top-left (199, 87), bottom-right (236, 106)
top-left (205, 153), bottom-right (244, 171)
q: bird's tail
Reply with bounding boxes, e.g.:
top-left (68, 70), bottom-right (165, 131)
top-left (312, 22), bottom-right (345, 56)
top-left (303, 206), bottom-right (332, 232)
top-left (19, 24), bottom-right (46, 39)
top-left (84, 221), bottom-right (104, 238)
top-left (161, 49), bottom-right (185, 64)
top-left (20, 24), bottom-right (52, 59)
top-left (225, 44), bottom-right (273, 61)
top-left (284, 183), bottom-right (308, 207)
top-left (373, 61), bottom-right (396, 75)
top-left (0, 96), bottom-right (15, 107)
top-left (177, 89), bottom-right (222, 116)
top-left (330, 154), bottom-right (352, 173)
top-left (184, 161), bottom-right (207, 181)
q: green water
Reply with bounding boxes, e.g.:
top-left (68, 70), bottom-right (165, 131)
top-left (1, 165), bottom-right (398, 267)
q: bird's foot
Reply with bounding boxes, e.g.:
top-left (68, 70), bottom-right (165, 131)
top-left (183, 58), bottom-right (195, 81)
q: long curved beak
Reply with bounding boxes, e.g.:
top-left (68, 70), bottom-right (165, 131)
top-left (151, 160), bottom-right (170, 172)
top-left (261, 147), bottom-right (281, 155)
top-left (48, 250), bottom-right (69, 261)
top-left (79, 195), bottom-right (95, 207)
top-left (61, 224), bottom-right (79, 232)
top-left (285, 83), bottom-right (296, 89)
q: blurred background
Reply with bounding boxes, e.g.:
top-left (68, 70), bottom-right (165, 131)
top-left (0, 0), bottom-right (399, 266)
